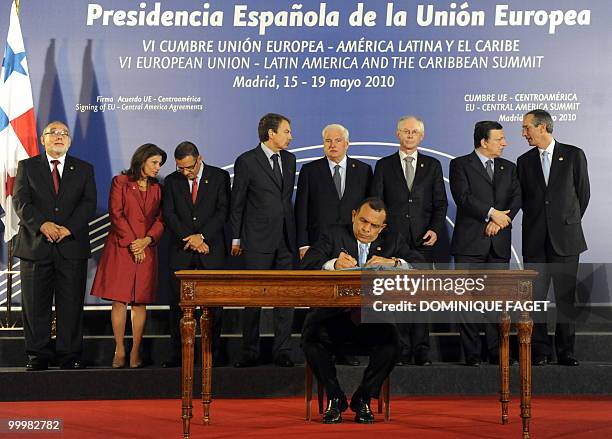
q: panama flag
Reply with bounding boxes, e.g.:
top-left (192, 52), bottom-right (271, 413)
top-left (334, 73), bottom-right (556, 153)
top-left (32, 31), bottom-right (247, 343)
top-left (0, 1), bottom-right (39, 242)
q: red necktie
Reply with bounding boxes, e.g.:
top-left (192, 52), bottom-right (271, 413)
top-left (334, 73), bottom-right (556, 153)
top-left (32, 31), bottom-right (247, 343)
top-left (51, 160), bottom-right (60, 194)
top-left (191, 177), bottom-right (198, 204)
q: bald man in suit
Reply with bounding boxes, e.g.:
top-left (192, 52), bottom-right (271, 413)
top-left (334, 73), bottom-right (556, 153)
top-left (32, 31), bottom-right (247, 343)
top-left (371, 116), bottom-right (448, 366)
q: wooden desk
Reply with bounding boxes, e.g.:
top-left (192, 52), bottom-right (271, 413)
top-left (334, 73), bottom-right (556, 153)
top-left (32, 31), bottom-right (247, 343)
top-left (177, 269), bottom-right (537, 439)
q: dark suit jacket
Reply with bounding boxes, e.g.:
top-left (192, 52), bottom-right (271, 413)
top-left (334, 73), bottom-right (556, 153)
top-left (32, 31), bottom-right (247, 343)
top-left (295, 156), bottom-right (372, 247)
top-left (449, 151), bottom-right (521, 259)
top-left (300, 224), bottom-right (424, 327)
top-left (12, 154), bottom-right (96, 261)
top-left (517, 141), bottom-right (589, 257)
top-left (371, 152), bottom-right (447, 247)
top-left (230, 145), bottom-right (297, 253)
top-left (162, 164), bottom-right (230, 270)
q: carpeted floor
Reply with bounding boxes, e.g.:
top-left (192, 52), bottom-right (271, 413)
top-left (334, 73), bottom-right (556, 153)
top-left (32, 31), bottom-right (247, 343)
top-left (1, 396), bottom-right (611, 438)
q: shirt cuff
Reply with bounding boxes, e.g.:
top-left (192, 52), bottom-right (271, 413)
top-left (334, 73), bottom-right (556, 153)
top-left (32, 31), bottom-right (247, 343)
top-left (396, 258), bottom-right (411, 270)
top-left (486, 207), bottom-right (494, 222)
top-left (232, 238), bottom-right (241, 246)
top-left (323, 259), bottom-right (337, 271)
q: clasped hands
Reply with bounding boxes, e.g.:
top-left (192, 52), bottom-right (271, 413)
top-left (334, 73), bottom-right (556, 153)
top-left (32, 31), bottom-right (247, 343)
top-left (129, 236), bottom-right (153, 263)
top-left (40, 221), bottom-right (71, 243)
top-left (334, 252), bottom-right (396, 270)
top-left (183, 234), bottom-right (209, 254)
top-left (486, 209), bottom-right (512, 237)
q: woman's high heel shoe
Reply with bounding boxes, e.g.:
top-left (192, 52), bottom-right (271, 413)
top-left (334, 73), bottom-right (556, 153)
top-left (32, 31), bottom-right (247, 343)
top-left (112, 354), bottom-right (126, 369)
top-left (129, 352), bottom-right (143, 369)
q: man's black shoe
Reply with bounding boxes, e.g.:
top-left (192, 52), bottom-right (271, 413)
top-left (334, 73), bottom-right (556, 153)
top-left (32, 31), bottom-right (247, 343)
top-left (395, 353), bottom-right (411, 366)
top-left (162, 358), bottom-right (181, 368)
top-left (60, 360), bottom-right (85, 370)
top-left (415, 354), bottom-right (433, 366)
top-left (322, 397), bottom-right (348, 424)
top-left (558, 355), bottom-right (579, 366)
top-left (234, 354), bottom-right (258, 368)
top-left (273, 353), bottom-right (294, 367)
top-left (532, 356), bottom-right (549, 366)
top-left (350, 397), bottom-right (375, 424)
top-left (465, 356), bottom-right (481, 367)
top-left (336, 354), bottom-right (360, 366)
top-left (25, 359), bottom-right (48, 371)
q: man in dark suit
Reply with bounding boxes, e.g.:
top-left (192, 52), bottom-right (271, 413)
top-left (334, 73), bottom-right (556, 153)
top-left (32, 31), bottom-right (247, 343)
top-left (161, 141), bottom-right (230, 367)
top-left (13, 121), bottom-right (97, 371)
top-left (301, 197), bottom-right (422, 424)
top-left (370, 116), bottom-right (448, 366)
top-left (230, 113), bottom-right (297, 367)
top-left (295, 123), bottom-right (373, 366)
top-left (518, 109), bottom-right (590, 367)
top-left (449, 121), bottom-right (521, 366)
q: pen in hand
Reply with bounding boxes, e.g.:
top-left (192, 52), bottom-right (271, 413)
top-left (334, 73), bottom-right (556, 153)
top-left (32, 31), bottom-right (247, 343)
top-left (337, 247), bottom-right (358, 269)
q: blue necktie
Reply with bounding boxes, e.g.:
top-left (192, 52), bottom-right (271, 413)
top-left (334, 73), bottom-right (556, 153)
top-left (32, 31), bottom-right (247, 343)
top-left (358, 243), bottom-right (368, 267)
top-left (541, 151), bottom-right (550, 185)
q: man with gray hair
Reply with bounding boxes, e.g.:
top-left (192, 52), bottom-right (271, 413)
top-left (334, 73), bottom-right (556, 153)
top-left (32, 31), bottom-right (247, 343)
top-left (518, 109), bottom-right (590, 366)
top-left (295, 123), bottom-right (373, 366)
top-left (371, 115), bottom-right (448, 366)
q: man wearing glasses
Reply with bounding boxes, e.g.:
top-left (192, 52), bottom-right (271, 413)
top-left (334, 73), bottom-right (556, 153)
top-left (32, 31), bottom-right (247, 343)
top-left (161, 141), bottom-right (231, 367)
top-left (13, 121), bottom-right (97, 371)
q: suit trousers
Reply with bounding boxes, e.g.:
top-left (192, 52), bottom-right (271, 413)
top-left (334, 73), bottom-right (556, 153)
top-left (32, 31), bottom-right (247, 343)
top-left (454, 250), bottom-right (509, 362)
top-left (397, 246), bottom-right (433, 361)
top-left (20, 246), bottom-right (88, 363)
top-left (169, 256), bottom-right (223, 361)
top-left (523, 233), bottom-right (579, 359)
top-left (302, 311), bottom-right (400, 400)
top-left (241, 234), bottom-right (294, 359)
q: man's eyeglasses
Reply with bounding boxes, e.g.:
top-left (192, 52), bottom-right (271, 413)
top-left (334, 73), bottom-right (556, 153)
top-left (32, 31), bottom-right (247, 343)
top-left (43, 130), bottom-right (70, 137)
top-left (176, 160), bottom-right (199, 172)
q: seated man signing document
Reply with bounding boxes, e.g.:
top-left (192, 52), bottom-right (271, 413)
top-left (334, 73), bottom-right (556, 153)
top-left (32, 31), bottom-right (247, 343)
top-left (300, 197), bottom-right (423, 423)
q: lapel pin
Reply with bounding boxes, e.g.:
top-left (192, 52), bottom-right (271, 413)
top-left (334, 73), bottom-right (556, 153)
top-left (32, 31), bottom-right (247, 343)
top-left (204, 179), bottom-right (208, 184)
top-left (70, 166), bottom-right (74, 170)
top-left (420, 163), bottom-right (424, 167)
top-left (131, 186), bottom-right (136, 190)
top-left (500, 166), bottom-right (504, 170)
top-left (559, 157), bottom-right (564, 161)
top-left (351, 163), bottom-right (356, 168)
top-left (376, 247), bottom-right (381, 251)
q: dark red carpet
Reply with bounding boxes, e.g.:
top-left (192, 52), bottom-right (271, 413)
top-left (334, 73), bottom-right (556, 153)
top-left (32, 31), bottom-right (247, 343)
top-left (1, 396), bottom-right (611, 438)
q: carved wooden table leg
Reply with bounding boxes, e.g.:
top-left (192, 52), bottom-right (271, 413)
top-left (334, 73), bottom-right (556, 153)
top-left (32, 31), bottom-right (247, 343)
top-left (181, 306), bottom-right (196, 439)
top-left (517, 310), bottom-right (533, 439)
top-left (499, 311), bottom-right (511, 424)
top-left (200, 308), bottom-right (213, 425)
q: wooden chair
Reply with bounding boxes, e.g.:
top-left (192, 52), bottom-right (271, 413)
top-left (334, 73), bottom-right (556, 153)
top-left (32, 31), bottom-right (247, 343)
top-left (304, 362), bottom-right (390, 421)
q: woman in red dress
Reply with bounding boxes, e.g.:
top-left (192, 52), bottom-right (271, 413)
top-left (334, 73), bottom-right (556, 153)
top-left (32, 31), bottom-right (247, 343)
top-left (91, 144), bottom-right (166, 368)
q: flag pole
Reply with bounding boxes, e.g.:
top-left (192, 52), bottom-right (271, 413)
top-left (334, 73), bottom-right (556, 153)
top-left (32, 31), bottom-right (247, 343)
top-left (2, 0), bottom-right (20, 329)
